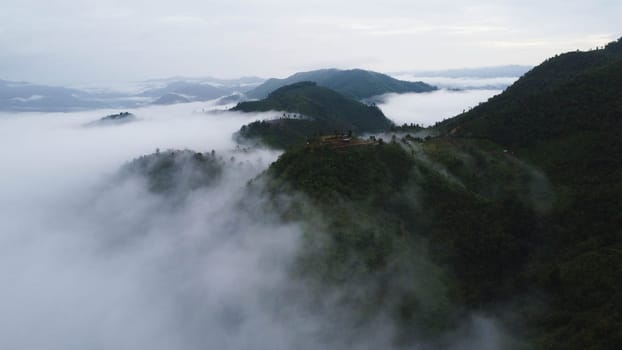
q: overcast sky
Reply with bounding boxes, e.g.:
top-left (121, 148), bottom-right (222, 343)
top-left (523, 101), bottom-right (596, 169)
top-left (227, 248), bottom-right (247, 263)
top-left (0, 0), bottom-right (619, 85)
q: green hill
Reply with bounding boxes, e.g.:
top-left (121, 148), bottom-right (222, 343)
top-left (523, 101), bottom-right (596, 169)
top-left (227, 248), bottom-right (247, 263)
top-left (438, 38), bottom-right (622, 149)
top-left (246, 68), bottom-right (436, 100)
top-left (232, 82), bottom-right (394, 149)
top-left (260, 137), bottom-right (541, 347)
top-left (257, 38), bottom-right (622, 349)
top-left (120, 149), bottom-right (224, 194)
top-left (117, 39), bottom-right (622, 350)
top-left (433, 38), bottom-right (622, 350)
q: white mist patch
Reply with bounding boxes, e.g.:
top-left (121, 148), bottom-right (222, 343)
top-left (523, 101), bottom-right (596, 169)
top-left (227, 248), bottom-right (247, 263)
top-left (0, 102), bottom-right (304, 350)
top-left (377, 89), bottom-right (501, 126)
top-left (417, 76), bottom-right (517, 90)
top-left (0, 100), bottom-right (512, 349)
top-left (393, 74), bottom-right (519, 90)
top-left (0, 101), bottom-right (279, 206)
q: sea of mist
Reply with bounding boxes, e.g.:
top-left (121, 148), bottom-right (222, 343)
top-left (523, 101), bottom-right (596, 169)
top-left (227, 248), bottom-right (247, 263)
top-left (0, 92), bottom-right (510, 349)
top-left (377, 89), bottom-right (502, 127)
top-left (376, 75), bottom-right (519, 127)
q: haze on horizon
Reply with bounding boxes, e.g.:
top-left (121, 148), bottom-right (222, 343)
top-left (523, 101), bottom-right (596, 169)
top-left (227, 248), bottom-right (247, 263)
top-left (1, 0), bottom-right (619, 86)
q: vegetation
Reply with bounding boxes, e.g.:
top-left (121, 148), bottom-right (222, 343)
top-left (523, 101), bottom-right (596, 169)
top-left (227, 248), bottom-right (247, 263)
top-left (246, 68), bottom-right (436, 100)
top-left (233, 82), bottom-right (393, 149)
top-left (258, 138), bottom-right (541, 347)
top-left (101, 111), bottom-right (135, 121)
top-left (121, 149), bottom-right (224, 194)
top-left (254, 38), bottom-right (622, 349)
top-left (432, 38), bottom-right (622, 350)
top-left (389, 122), bottom-right (425, 133)
top-left (122, 38), bottom-right (622, 349)
top-left (86, 111), bottom-right (137, 126)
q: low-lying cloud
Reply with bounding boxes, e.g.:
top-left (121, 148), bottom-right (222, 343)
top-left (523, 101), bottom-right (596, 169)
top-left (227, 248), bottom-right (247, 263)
top-left (0, 102), bottom-right (300, 349)
top-left (377, 89), bottom-right (501, 126)
top-left (0, 97), bottom-right (511, 349)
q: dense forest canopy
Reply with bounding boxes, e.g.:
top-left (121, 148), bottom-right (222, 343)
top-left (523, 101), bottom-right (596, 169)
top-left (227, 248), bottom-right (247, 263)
top-left (235, 38), bottom-right (622, 350)
top-left (233, 82), bottom-right (393, 149)
top-left (247, 68), bottom-right (436, 100)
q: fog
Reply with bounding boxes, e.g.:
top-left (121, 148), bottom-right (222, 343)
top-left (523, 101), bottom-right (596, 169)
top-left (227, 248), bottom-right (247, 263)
top-left (378, 89), bottom-right (501, 126)
top-left (415, 76), bottom-right (517, 90)
top-left (392, 74), bottom-right (519, 90)
top-left (0, 99), bottom-right (511, 349)
top-left (0, 102), bottom-right (298, 349)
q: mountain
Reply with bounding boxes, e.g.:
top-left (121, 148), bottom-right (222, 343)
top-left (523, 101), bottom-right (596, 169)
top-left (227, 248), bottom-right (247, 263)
top-left (139, 81), bottom-right (228, 101)
top-left (140, 76), bottom-right (264, 92)
top-left (0, 79), bottom-right (111, 111)
top-left (152, 93), bottom-right (191, 105)
top-left (123, 77), bottom-right (266, 105)
top-left (232, 81), bottom-right (393, 148)
top-left (103, 38), bottom-right (622, 350)
top-left (431, 38), bottom-right (622, 350)
top-left (246, 68), bottom-right (436, 100)
top-left (121, 149), bottom-right (224, 195)
top-left (0, 76), bottom-right (265, 112)
top-left (86, 111), bottom-right (137, 126)
top-left (215, 92), bottom-right (245, 106)
top-left (139, 76), bottom-right (264, 104)
top-left (261, 135), bottom-right (544, 347)
top-left (247, 38), bottom-right (622, 349)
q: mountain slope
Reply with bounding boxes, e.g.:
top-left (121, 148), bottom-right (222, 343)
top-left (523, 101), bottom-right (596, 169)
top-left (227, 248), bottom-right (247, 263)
top-left (252, 37), bottom-right (622, 350)
top-left (438, 39), bottom-right (622, 147)
top-left (139, 81), bottom-right (229, 102)
top-left (247, 68), bottom-right (436, 100)
top-left (260, 136), bottom-right (542, 348)
top-left (233, 81), bottom-right (393, 148)
top-left (434, 37), bottom-right (622, 350)
top-left (139, 77), bottom-right (263, 105)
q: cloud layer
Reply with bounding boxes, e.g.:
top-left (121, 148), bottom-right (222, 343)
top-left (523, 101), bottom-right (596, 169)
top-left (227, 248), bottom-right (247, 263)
top-left (0, 96), bottom-right (517, 349)
top-left (0, 0), bottom-right (619, 84)
top-left (378, 89), bottom-right (502, 126)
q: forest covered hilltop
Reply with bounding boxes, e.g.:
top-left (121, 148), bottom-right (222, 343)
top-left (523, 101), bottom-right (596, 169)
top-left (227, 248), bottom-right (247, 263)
top-left (219, 38), bottom-right (622, 350)
top-left (246, 68), bottom-right (436, 100)
top-left (233, 81), bottom-right (393, 149)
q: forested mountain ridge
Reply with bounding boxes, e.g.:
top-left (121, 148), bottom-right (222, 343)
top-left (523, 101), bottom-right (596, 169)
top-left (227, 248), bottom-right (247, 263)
top-left (437, 37), bottom-right (622, 147)
top-left (246, 68), bottom-right (436, 100)
top-left (233, 82), bottom-right (393, 149)
top-left (431, 37), bottom-right (622, 350)
top-left (257, 136), bottom-right (545, 348)
top-left (245, 38), bottom-right (622, 350)
top-left (119, 38), bottom-right (622, 350)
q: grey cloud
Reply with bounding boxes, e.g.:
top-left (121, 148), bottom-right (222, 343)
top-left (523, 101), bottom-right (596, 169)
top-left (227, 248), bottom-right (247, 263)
top-left (0, 98), bottom-right (516, 349)
top-left (0, 1), bottom-right (618, 85)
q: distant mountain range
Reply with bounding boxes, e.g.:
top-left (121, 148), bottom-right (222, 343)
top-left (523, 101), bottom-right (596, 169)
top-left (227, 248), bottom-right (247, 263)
top-left (400, 65), bottom-right (533, 78)
top-left (0, 79), bottom-right (108, 111)
top-left (0, 66), bottom-right (530, 112)
top-left (0, 76), bottom-right (264, 112)
top-left (246, 68), bottom-right (436, 100)
top-left (138, 77), bottom-right (264, 104)
top-left (437, 45), bottom-right (621, 147)
top-left (389, 65), bottom-right (533, 90)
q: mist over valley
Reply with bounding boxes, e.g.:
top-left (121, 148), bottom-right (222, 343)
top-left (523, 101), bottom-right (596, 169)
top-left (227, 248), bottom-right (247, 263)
top-left (1, 1), bottom-right (620, 349)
